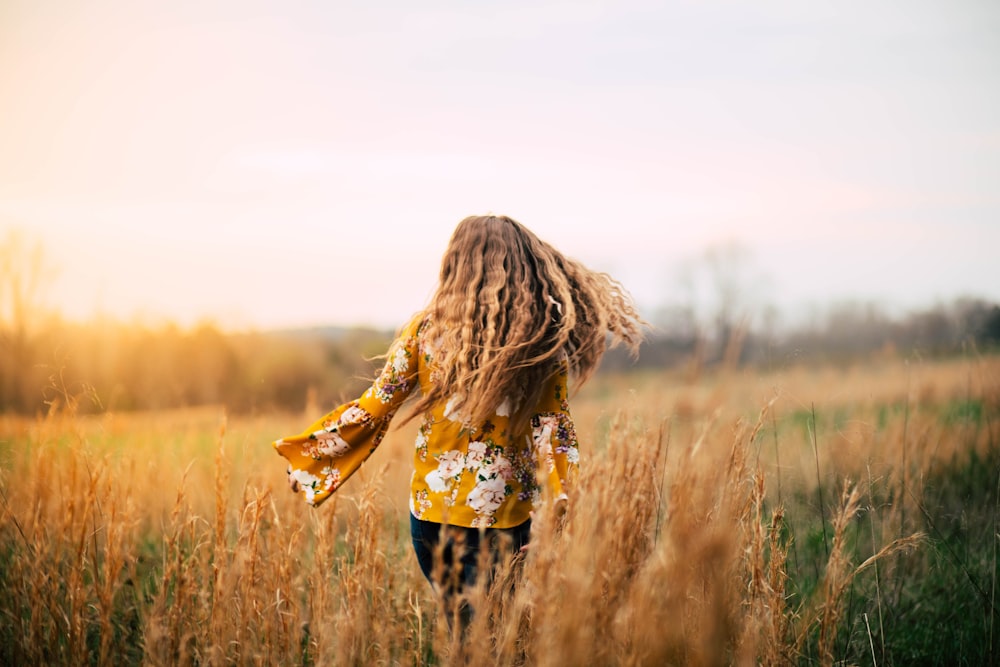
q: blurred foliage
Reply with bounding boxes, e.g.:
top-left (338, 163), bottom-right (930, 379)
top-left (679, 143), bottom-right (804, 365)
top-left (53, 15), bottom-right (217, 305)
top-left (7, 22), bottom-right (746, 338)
top-left (2, 228), bottom-right (998, 415)
top-left (0, 317), bottom-right (391, 415)
top-left (607, 297), bottom-right (1000, 372)
top-left (1, 297), bottom-right (996, 416)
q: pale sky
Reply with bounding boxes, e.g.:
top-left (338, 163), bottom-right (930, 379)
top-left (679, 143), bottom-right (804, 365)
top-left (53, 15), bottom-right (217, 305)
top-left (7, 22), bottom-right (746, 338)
top-left (1, 0), bottom-right (998, 330)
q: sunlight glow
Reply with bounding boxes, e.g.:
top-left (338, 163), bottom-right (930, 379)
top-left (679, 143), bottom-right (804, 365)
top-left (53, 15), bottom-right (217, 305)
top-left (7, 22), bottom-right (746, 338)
top-left (1, 0), bottom-right (998, 330)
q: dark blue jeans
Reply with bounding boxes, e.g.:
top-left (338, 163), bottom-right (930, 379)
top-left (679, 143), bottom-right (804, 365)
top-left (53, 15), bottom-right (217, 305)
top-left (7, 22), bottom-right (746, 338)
top-left (410, 513), bottom-right (530, 629)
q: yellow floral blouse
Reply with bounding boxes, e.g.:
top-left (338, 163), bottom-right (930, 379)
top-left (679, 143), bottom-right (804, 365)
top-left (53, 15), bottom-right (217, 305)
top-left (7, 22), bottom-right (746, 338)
top-left (273, 316), bottom-right (579, 529)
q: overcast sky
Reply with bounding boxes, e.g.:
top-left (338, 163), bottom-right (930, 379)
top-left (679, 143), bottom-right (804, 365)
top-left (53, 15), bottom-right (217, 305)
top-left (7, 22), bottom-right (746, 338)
top-left (1, 0), bottom-right (998, 330)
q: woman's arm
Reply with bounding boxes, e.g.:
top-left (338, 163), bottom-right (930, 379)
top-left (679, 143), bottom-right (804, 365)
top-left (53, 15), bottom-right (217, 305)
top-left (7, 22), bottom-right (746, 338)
top-left (274, 317), bottom-right (422, 506)
top-left (530, 360), bottom-right (580, 506)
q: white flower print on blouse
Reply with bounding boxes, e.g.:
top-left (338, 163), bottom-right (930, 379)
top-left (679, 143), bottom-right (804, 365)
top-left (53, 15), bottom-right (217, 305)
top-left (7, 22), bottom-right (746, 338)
top-left (425, 449), bottom-right (465, 492)
top-left (370, 339), bottom-right (414, 404)
top-left (532, 415), bottom-right (559, 471)
top-left (291, 467), bottom-right (341, 505)
top-left (465, 440), bottom-right (488, 471)
top-left (466, 476), bottom-right (506, 517)
top-left (436, 450), bottom-right (465, 477)
top-left (411, 489), bottom-right (432, 517)
top-left (391, 345), bottom-right (410, 373)
top-left (480, 453), bottom-right (513, 482)
top-left (465, 440), bottom-right (515, 523)
top-left (312, 430), bottom-right (351, 457)
top-left (338, 404), bottom-right (368, 426)
top-left (290, 468), bottom-right (321, 490)
top-left (424, 470), bottom-right (448, 492)
top-left (320, 466), bottom-right (341, 489)
top-left (414, 423), bottom-right (430, 462)
top-left (566, 446), bottom-right (580, 464)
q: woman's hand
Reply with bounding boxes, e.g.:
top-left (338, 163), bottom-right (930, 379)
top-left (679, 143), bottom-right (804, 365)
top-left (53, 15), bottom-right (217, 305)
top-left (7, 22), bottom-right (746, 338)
top-left (287, 467), bottom-right (300, 493)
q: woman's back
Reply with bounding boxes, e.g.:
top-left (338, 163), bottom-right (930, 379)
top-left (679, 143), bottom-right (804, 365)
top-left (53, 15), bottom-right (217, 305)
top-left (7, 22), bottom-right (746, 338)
top-left (407, 316), bottom-right (578, 528)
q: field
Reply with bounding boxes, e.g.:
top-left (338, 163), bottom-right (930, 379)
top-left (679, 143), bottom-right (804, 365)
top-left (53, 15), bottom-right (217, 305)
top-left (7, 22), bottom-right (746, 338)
top-left (0, 353), bottom-right (998, 665)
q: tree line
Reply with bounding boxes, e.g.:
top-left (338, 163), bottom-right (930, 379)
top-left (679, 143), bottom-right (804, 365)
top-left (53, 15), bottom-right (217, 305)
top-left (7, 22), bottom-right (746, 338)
top-left (0, 297), bottom-right (996, 416)
top-left (0, 317), bottom-right (392, 416)
top-left (605, 296), bottom-right (1000, 373)
top-left (2, 231), bottom-right (997, 415)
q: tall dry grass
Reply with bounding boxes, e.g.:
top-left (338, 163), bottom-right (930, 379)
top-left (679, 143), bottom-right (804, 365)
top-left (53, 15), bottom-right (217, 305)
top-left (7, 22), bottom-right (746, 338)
top-left (0, 353), bottom-right (996, 665)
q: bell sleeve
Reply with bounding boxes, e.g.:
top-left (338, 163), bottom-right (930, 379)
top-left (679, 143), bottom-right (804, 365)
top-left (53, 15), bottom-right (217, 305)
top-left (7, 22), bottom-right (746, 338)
top-left (530, 360), bottom-right (580, 504)
top-left (273, 317), bottom-right (421, 506)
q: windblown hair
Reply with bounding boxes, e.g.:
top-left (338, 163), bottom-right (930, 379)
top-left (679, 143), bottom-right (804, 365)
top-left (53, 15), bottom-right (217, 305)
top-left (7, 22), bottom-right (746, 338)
top-left (409, 215), bottom-right (645, 432)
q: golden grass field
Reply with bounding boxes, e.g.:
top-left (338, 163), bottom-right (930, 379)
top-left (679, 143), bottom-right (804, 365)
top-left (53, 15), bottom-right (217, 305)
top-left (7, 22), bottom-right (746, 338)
top-left (1, 353), bottom-right (997, 665)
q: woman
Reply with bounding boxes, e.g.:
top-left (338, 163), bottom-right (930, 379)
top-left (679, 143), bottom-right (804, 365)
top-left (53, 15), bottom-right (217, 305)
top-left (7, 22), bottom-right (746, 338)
top-left (274, 214), bottom-right (644, 625)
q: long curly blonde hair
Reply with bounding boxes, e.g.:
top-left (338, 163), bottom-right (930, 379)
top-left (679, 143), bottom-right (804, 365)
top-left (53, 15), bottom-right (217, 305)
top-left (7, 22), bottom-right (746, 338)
top-left (408, 215), bottom-right (645, 432)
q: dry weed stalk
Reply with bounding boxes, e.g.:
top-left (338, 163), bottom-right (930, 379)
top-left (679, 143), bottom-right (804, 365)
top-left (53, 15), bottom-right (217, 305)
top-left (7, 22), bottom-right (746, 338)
top-left (4, 354), bottom-right (990, 664)
top-left (792, 480), bottom-right (924, 667)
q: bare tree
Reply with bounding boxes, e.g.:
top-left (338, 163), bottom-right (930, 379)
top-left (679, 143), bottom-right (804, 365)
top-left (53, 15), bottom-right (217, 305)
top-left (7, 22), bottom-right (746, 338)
top-left (0, 229), bottom-right (51, 410)
top-left (661, 240), bottom-right (770, 368)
